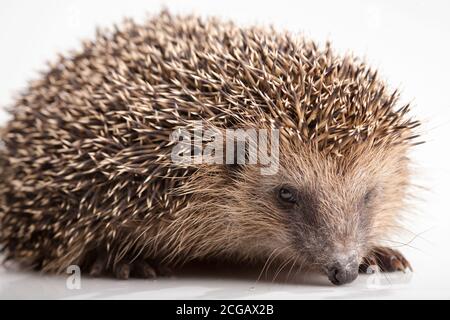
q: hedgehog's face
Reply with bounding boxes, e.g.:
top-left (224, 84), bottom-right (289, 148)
top-left (269, 176), bottom-right (369, 285)
top-left (232, 144), bottom-right (409, 285)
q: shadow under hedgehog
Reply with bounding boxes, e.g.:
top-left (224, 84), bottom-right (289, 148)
top-left (0, 11), bottom-right (418, 285)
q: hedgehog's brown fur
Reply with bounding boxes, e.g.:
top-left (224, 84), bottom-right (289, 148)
top-left (0, 11), bottom-right (419, 283)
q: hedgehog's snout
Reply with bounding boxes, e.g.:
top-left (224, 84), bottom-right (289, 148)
top-left (325, 252), bottom-right (359, 285)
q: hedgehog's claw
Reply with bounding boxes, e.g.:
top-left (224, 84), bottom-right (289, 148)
top-left (155, 265), bottom-right (173, 277)
top-left (133, 260), bottom-right (157, 279)
top-left (359, 246), bottom-right (412, 273)
top-left (87, 253), bottom-right (171, 279)
top-left (114, 261), bottom-right (131, 280)
top-left (89, 253), bottom-right (106, 277)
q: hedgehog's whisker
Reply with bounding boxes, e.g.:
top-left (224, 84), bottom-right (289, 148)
top-left (256, 247), bottom-right (279, 283)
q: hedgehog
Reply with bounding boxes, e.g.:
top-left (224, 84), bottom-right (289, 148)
top-left (0, 11), bottom-right (420, 285)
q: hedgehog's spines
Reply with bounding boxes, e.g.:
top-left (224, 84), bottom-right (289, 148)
top-left (0, 11), bottom-right (419, 273)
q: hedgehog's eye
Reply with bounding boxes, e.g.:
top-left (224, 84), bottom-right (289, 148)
top-left (278, 187), bottom-right (297, 204)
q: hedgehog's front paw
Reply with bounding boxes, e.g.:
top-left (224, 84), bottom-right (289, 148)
top-left (89, 255), bottom-right (172, 280)
top-left (114, 260), bottom-right (155, 279)
top-left (359, 247), bottom-right (412, 273)
top-left (114, 260), bottom-right (173, 280)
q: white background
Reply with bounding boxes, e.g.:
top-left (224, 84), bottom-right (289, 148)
top-left (0, 0), bottom-right (449, 299)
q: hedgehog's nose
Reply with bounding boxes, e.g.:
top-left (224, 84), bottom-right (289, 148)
top-left (326, 254), bottom-right (359, 285)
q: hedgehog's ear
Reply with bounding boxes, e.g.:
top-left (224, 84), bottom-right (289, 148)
top-left (222, 126), bottom-right (263, 178)
top-left (224, 151), bottom-right (245, 179)
top-left (223, 139), bottom-right (248, 179)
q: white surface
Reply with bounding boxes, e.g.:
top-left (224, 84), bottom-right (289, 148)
top-left (0, 263), bottom-right (427, 300)
top-left (0, 0), bottom-right (450, 299)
